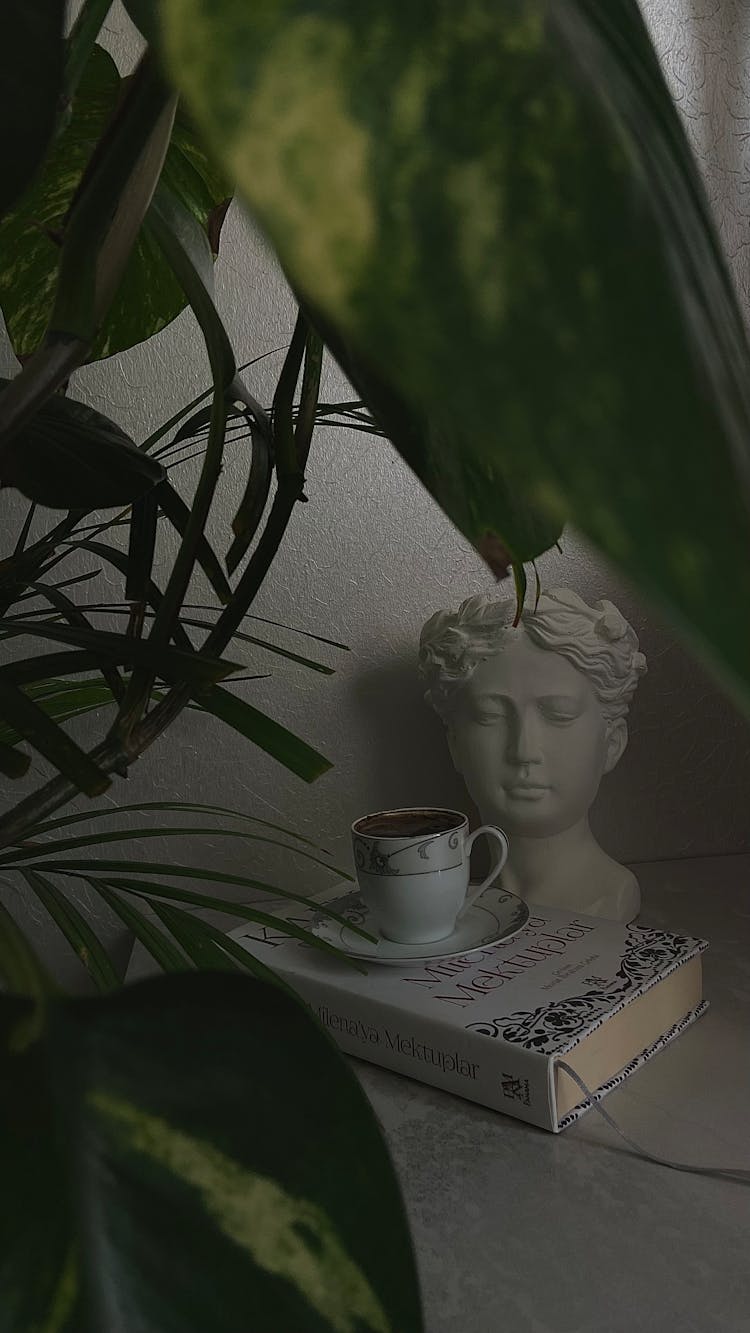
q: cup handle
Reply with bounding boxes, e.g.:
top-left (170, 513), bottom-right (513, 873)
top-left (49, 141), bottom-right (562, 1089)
top-left (458, 825), bottom-right (510, 917)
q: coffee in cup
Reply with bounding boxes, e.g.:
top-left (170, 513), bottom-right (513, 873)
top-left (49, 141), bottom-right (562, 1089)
top-left (351, 807), bottom-right (509, 945)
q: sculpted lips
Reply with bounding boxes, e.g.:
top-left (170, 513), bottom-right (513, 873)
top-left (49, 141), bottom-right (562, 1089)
top-left (505, 781), bottom-right (549, 800)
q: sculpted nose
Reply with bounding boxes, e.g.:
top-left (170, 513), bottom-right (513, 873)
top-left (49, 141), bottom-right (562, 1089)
top-left (508, 709), bottom-right (543, 766)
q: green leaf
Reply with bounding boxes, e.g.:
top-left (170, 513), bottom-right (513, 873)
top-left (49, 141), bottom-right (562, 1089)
top-left (196, 684), bottom-right (332, 781)
top-left (182, 618), bottom-right (333, 673)
top-left (65, 0), bottom-right (114, 100)
top-left (29, 798), bottom-right (334, 854)
top-left (0, 994), bottom-right (78, 1333)
top-left (226, 418), bottom-right (272, 575)
top-left (0, 620), bottom-right (242, 685)
top-left (0, 1), bottom-right (65, 218)
top-left (0, 742), bottom-right (30, 780)
top-left (126, 491), bottom-right (159, 627)
top-left (190, 606), bottom-right (349, 653)
top-left (151, 906), bottom-right (295, 990)
top-left (122, 0), bottom-right (160, 46)
top-left (21, 869), bottom-right (121, 993)
top-left (0, 380), bottom-right (165, 510)
top-left (96, 109), bottom-right (231, 360)
top-left (0, 973), bottom-right (422, 1330)
top-left (0, 682), bottom-right (114, 748)
top-left (0, 677), bottom-right (109, 797)
top-left (156, 480), bottom-right (232, 604)
top-left (147, 898), bottom-right (241, 973)
top-left (3, 651), bottom-right (114, 687)
top-left (0, 900), bottom-right (54, 1006)
top-left (0, 45), bottom-right (229, 363)
top-left (110, 879), bottom-right (368, 968)
top-left (307, 310), bottom-right (563, 573)
top-left (136, 183), bottom-right (236, 689)
top-left (44, 866), bottom-right (371, 951)
top-left (162, 0), bottom-right (750, 711)
top-left (0, 825), bottom-right (346, 881)
top-left (91, 882), bottom-right (189, 974)
top-left (149, 181), bottom-right (235, 384)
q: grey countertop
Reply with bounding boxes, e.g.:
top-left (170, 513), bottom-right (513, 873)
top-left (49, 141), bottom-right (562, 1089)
top-left (127, 855), bottom-right (750, 1331)
top-left (354, 855), bottom-right (750, 1333)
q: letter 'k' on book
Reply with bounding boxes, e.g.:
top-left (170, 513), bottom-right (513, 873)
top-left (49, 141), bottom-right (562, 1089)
top-left (228, 893), bottom-right (707, 1132)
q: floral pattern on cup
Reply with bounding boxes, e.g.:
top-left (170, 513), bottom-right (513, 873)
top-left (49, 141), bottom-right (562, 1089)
top-left (353, 828), bottom-right (462, 877)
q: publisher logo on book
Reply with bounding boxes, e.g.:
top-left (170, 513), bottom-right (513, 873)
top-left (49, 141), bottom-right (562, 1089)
top-left (500, 1073), bottom-right (531, 1107)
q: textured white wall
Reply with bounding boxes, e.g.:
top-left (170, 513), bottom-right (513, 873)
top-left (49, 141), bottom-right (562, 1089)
top-left (2, 1), bottom-right (750, 982)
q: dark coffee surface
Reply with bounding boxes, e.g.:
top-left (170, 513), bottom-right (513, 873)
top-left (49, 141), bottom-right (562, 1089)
top-left (356, 809), bottom-right (462, 838)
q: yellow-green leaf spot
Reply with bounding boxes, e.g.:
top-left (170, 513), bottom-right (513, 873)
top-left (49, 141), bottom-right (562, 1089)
top-left (162, 6), bottom-right (375, 322)
top-left (90, 1091), bottom-right (392, 1333)
top-left (38, 1245), bottom-right (79, 1333)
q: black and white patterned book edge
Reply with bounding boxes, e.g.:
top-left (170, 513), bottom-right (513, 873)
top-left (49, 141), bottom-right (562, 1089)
top-left (553, 938), bottom-right (707, 1056)
top-left (555, 999), bottom-right (710, 1131)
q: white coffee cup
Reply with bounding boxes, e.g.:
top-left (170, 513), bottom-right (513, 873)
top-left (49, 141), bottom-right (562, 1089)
top-left (351, 806), bottom-right (509, 945)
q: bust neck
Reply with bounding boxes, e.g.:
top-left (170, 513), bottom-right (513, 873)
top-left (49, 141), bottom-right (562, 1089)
top-left (483, 813), bottom-right (638, 921)
top-left (498, 816), bottom-right (593, 894)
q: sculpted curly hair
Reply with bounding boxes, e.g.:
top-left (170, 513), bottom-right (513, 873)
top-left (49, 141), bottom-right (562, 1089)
top-left (419, 588), bottom-right (647, 725)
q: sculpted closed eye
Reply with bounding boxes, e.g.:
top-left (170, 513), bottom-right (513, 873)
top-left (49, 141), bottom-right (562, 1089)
top-left (538, 697), bottom-right (583, 724)
top-left (473, 709), bottom-right (508, 725)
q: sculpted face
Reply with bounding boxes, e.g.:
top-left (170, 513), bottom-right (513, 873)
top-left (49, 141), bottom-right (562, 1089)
top-left (447, 632), bottom-right (626, 837)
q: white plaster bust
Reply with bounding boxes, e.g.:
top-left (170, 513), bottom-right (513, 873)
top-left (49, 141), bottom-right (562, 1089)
top-left (419, 588), bottom-right (647, 922)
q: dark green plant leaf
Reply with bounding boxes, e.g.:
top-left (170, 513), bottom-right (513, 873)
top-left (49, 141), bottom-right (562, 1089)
top-left (162, 0), bottom-right (750, 710)
top-left (147, 898), bottom-right (241, 972)
top-left (194, 607), bottom-right (349, 652)
top-left (0, 620), bottom-right (242, 684)
top-left (226, 417), bottom-right (273, 574)
top-left (21, 869), bottom-right (121, 993)
top-left (0, 45), bottom-right (229, 363)
top-left (30, 798), bottom-right (334, 854)
top-left (0, 992), bottom-right (79, 1333)
top-left (1, 974), bottom-right (423, 1331)
top-left (0, 677), bottom-right (109, 797)
top-left (171, 400), bottom-right (241, 445)
top-left (65, 0), bottom-right (114, 101)
top-left (91, 882), bottom-right (189, 974)
top-left (0, 382), bottom-right (165, 510)
top-left (156, 480), bottom-right (232, 604)
top-left (307, 311), bottom-right (563, 577)
top-left (0, 901), bottom-right (54, 1004)
top-left (0, 682), bottom-right (115, 747)
top-left (181, 617), bottom-right (332, 673)
top-left (147, 904), bottom-right (294, 989)
top-left (0, 824), bottom-right (345, 880)
top-left (96, 108), bottom-right (231, 360)
top-left (3, 652), bottom-right (113, 687)
top-left (0, 742), bottom-right (30, 779)
top-left (44, 866), bottom-right (369, 949)
top-left (126, 490), bottom-right (159, 607)
top-left (195, 684), bottom-right (332, 781)
top-left (122, 0), bottom-right (161, 46)
top-left (0, 1), bottom-right (65, 219)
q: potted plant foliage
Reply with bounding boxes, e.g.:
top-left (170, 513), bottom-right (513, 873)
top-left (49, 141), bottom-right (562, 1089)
top-left (2, 1), bottom-right (750, 1329)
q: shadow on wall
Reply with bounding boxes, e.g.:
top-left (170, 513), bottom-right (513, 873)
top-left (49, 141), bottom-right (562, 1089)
top-left (348, 653), bottom-right (471, 819)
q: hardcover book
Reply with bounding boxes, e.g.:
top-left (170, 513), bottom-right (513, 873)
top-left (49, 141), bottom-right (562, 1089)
top-left (229, 890), bottom-right (708, 1132)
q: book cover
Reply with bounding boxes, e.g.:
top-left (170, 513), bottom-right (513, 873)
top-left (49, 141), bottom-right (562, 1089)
top-left (229, 890), bottom-right (708, 1132)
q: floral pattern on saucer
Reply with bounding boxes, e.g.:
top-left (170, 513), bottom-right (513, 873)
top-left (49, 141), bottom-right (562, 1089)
top-left (310, 884), bottom-right (529, 966)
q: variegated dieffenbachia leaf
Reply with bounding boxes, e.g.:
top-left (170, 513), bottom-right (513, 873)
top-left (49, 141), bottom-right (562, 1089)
top-left (159, 0), bottom-right (750, 710)
top-left (0, 43), bottom-right (230, 362)
top-left (0, 973), bottom-right (422, 1333)
top-left (1, 970), bottom-right (423, 1333)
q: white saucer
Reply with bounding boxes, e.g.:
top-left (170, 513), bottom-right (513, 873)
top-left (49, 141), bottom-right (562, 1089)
top-left (310, 883), bottom-right (529, 965)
